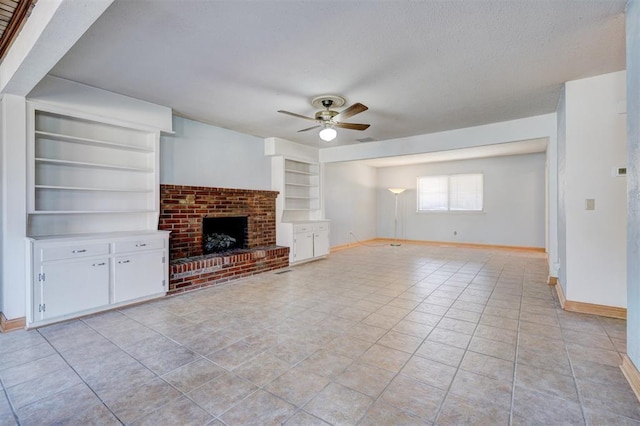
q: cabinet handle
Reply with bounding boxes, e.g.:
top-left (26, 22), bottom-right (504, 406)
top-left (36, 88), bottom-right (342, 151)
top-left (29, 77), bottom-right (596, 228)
top-left (72, 249), bottom-right (87, 253)
top-left (118, 260), bottom-right (131, 264)
top-left (92, 262), bottom-right (106, 267)
top-left (135, 243), bottom-right (147, 247)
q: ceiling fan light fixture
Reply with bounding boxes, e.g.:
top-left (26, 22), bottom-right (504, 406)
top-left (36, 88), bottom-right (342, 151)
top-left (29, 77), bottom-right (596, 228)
top-left (319, 125), bottom-right (337, 142)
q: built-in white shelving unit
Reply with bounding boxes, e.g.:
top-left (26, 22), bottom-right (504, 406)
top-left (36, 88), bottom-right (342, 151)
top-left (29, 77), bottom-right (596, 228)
top-left (284, 159), bottom-right (320, 213)
top-left (271, 155), bottom-right (329, 264)
top-left (27, 103), bottom-right (160, 236)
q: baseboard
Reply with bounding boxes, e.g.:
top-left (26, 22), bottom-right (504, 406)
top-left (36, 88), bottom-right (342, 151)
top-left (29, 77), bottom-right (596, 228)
top-left (371, 238), bottom-right (546, 253)
top-left (554, 280), bottom-right (567, 309)
top-left (564, 300), bottom-right (627, 319)
top-left (554, 280), bottom-right (626, 319)
top-left (548, 276), bottom-right (558, 285)
top-left (0, 312), bottom-right (26, 333)
top-left (330, 239), bottom-right (377, 252)
top-left (621, 355), bottom-right (640, 402)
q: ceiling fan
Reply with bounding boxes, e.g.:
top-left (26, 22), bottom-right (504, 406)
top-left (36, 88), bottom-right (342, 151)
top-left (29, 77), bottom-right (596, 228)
top-left (278, 95), bottom-right (370, 141)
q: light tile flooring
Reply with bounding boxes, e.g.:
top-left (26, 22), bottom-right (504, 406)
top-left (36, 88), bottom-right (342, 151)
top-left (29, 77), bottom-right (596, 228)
top-left (1, 244), bottom-right (639, 425)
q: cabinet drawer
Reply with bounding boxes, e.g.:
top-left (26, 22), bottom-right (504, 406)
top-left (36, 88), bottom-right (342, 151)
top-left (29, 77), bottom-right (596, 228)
top-left (41, 243), bottom-right (109, 262)
top-left (314, 222), bottom-right (329, 232)
top-left (294, 224), bottom-right (313, 233)
top-left (113, 238), bottom-right (165, 253)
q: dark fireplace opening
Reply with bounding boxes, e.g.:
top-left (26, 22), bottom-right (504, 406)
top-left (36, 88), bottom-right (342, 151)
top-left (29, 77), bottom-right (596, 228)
top-left (202, 216), bottom-right (248, 255)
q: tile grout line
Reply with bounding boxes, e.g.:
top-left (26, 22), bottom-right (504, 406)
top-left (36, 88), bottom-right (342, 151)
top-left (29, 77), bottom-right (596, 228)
top-left (0, 377), bottom-right (21, 426)
top-left (553, 293), bottom-right (589, 424)
top-left (35, 329), bottom-right (125, 425)
top-left (508, 259), bottom-right (531, 425)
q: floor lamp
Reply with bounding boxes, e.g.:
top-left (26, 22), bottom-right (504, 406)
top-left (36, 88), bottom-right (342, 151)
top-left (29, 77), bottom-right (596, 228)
top-left (387, 188), bottom-right (406, 246)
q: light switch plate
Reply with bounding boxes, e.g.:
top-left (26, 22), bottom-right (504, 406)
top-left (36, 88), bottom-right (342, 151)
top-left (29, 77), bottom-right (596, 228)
top-left (585, 199), bottom-right (595, 210)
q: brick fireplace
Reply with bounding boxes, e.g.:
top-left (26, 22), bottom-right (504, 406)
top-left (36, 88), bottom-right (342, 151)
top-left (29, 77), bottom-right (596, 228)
top-left (158, 185), bottom-right (289, 294)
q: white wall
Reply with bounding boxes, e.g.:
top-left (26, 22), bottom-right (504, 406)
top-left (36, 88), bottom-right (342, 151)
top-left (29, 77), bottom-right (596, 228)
top-left (0, 97), bottom-right (4, 313)
top-left (557, 85), bottom-right (568, 295)
top-left (562, 71), bottom-right (627, 307)
top-left (376, 154), bottom-right (546, 247)
top-left (546, 114), bottom-right (559, 278)
top-left (324, 162), bottom-right (377, 247)
top-left (1, 95), bottom-right (28, 320)
top-left (626, 0), bottom-right (640, 369)
top-left (161, 116), bottom-right (271, 190)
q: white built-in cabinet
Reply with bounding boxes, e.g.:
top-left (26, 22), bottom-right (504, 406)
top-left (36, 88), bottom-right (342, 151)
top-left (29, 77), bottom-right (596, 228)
top-left (25, 102), bottom-right (168, 327)
top-left (291, 221), bottom-right (330, 264)
top-left (271, 156), bottom-right (330, 264)
top-left (28, 232), bottom-right (169, 327)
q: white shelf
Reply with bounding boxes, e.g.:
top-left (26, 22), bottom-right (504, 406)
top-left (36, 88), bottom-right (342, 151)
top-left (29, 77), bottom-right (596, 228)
top-left (35, 130), bottom-right (153, 153)
top-left (35, 185), bottom-right (152, 193)
top-left (284, 168), bottom-right (315, 175)
top-left (285, 183), bottom-right (314, 187)
top-left (35, 158), bottom-right (153, 173)
top-left (30, 210), bottom-right (156, 215)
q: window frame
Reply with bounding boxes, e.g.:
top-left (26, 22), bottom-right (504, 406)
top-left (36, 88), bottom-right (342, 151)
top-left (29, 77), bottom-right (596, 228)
top-left (416, 173), bottom-right (484, 213)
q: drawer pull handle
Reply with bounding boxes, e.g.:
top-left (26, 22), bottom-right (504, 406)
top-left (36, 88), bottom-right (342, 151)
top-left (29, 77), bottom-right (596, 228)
top-left (118, 260), bottom-right (131, 264)
top-left (135, 243), bottom-right (147, 247)
top-left (92, 262), bottom-right (106, 267)
top-left (72, 249), bottom-right (87, 253)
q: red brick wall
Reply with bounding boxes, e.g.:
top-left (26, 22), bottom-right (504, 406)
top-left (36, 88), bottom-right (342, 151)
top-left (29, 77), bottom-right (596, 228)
top-left (158, 185), bottom-right (279, 260)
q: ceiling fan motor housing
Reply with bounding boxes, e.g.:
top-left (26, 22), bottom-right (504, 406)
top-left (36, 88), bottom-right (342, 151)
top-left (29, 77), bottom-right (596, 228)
top-left (315, 110), bottom-right (339, 121)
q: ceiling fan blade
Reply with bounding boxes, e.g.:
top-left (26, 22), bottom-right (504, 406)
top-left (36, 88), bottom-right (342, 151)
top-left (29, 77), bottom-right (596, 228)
top-left (333, 103), bottom-right (368, 121)
top-left (277, 110), bottom-right (317, 121)
top-left (334, 122), bottom-right (370, 131)
top-left (297, 125), bottom-right (321, 132)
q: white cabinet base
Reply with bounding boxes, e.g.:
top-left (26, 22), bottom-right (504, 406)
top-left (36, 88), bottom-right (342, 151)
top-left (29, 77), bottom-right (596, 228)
top-left (288, 221), bottom-right (330, 265)
top-left (27, 231), bottom-right (169, 328)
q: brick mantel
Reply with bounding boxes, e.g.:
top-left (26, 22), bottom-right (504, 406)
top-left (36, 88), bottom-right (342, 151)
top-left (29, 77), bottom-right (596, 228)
top-left (158, 185), bottom-right (288, 294)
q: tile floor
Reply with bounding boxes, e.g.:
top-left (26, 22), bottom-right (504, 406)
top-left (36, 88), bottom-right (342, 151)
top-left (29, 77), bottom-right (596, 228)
top-left (1, 243), bottom-right (639, 425)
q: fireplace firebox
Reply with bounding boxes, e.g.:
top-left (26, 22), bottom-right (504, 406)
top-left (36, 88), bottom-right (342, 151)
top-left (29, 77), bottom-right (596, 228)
top-left (202, 216), bottom-right (248, 254)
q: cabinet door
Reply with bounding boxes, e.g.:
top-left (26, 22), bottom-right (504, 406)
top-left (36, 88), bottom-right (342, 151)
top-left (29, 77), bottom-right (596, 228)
top-left (314, 230), bottom-right (330, 257)
top-left (38, 259), bottom-right (110, 320)
top-left (293, 232), bottom-right (314, 262)
top-left (113, 251), bottom-right (165, 303)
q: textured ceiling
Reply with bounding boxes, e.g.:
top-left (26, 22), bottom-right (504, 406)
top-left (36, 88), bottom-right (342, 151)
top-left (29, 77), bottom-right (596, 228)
top-left (49, 0), bottom-right (626, 147)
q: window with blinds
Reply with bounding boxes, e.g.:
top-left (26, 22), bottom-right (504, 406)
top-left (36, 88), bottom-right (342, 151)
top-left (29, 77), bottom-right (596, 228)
top-left (417, 173), bottom-right (483, 212)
